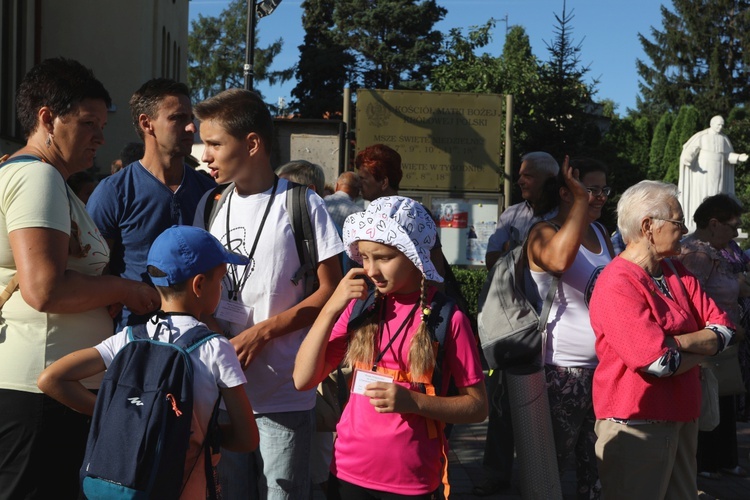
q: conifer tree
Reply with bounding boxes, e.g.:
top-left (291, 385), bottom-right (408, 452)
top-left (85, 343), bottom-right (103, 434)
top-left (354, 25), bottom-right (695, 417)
top-left (636, 0), bottom-right (750, 121)
top-left (332, 0), bottom-right (447, 90)
top-left (648, 111), bottom-right (674, 180)
top-left (662, 105), bottom-right (701, 184)
top-left (534, 0), bottom-right (600, 158)
top-left (291, 0), bottom-right (354, 118)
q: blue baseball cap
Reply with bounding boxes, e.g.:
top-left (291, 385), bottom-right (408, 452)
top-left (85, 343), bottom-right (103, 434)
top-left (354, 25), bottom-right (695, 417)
top-left (147, 225), bottom-right (248, 286)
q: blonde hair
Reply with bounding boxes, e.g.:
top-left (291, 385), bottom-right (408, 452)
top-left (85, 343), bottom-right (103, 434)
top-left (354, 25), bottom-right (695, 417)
top-left (345, 277), bottom-right (436, 380)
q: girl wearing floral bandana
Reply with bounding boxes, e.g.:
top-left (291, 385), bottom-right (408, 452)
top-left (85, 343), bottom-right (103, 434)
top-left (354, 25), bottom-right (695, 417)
top-left (294, 196), bottom-right (487, 499)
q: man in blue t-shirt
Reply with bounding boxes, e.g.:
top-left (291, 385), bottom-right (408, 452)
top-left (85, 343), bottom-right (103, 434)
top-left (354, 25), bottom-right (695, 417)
top-left (87, 78), bottom-right (215, 329)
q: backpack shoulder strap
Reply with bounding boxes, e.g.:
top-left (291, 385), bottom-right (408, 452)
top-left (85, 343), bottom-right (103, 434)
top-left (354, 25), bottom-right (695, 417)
top-left (347, 289), bottom-right (378, 332)
top-left (127, 324), bottom-right (149, 342)
top-left (174, 325), bottom-right (220, 353)
top-left (426, 290), bottom-right (456, 346)
top-left (427, 291), bottom-right (457, 396)
top-left (286, 181), bottom-right (319, 296)
top-left (202, 182), bottom-right (234, 230)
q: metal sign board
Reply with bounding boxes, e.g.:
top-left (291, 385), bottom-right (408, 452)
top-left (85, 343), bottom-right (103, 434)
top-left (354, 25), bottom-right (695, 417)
top-left (356, 89), bottom-right (503, 192)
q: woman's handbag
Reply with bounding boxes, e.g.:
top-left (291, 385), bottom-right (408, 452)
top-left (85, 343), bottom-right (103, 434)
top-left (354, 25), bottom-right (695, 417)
top-left (699, 364), bottom-right (720, 431)
top-left (706, 344), bottom-right (745, 396)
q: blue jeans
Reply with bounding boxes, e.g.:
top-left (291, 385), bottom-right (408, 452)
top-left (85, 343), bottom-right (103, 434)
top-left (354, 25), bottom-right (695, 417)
top-left (218, 408), bottom-right (314, 500)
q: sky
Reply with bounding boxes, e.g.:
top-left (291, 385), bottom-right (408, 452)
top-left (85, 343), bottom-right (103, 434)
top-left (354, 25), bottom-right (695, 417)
top-left (188, 0), bottom-right (669, 115)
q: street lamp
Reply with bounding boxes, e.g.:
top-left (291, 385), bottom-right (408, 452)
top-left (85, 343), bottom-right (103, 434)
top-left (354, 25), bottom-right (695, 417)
top-left (244, 0), bottom-right (283, 90)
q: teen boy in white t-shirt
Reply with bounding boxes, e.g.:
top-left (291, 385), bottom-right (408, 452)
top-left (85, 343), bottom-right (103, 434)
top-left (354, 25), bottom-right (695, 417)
top-left (193, 89), bottom-right (344, 499)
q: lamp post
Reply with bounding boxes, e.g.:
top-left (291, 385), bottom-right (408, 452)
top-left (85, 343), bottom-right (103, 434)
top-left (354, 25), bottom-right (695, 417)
top-left (243, 1), bottom-right (257, 90)
top-left (244, 0), bottom-right (283, 90)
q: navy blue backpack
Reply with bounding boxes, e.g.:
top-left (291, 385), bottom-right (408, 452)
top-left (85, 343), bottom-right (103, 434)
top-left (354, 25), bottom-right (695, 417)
top-left (81, 323), bottom-right (220, 500)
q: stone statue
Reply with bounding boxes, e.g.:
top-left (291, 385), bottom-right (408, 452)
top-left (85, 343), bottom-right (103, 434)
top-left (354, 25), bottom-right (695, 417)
top-left (678, 115), bottom-right (748, 232)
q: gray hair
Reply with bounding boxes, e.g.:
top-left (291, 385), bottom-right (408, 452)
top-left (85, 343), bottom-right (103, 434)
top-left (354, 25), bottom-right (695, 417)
top-left (617, 180), bottom-right (679, 244)
top-left (522, 151), bottom-right (559, 177)
top-left (275, 160), bottom-right (326, 194)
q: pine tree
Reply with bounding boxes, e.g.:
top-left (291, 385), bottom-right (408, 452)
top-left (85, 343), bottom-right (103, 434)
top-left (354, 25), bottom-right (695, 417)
top-left (332, 0), bottom-right (447, 90)
top-left (662, 105), bottom-right (701, 184)
top-left (534, 0), bottom-right (600, 158)
top-left (291, 0), bottom-right (354, 118)
top-left (636, 0), bottom-right (750, 121)
top-left (648, 111), bottom-right (674, 180)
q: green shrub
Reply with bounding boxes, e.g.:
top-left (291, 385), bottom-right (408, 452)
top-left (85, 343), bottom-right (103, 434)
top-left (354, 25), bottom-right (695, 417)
top-left (451, 266), bottom-right (487, 326)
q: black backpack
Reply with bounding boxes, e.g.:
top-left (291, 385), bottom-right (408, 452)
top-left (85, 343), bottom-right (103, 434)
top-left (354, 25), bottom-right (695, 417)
top-left (80, 324), bottom-right (221, 500)
top-left (202, 179), bottom-right (319, 297)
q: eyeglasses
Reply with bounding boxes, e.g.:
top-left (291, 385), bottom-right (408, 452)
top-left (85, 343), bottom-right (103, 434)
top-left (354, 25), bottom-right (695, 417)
top-left (585, 186), bottom-right (612, 197)
top-left (653, 217), bottom-right (687, 230)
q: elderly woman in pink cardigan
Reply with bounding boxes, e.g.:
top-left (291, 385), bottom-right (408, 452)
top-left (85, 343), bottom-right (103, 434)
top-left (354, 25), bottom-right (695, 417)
top-left (588, 180), bottom-right (735, 500)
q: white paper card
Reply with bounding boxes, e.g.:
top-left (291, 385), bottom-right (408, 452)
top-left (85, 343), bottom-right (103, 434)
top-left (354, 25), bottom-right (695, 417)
top-left (215, 300), bottom-right (253, 326)
top-left (351, 369), bottom-right (394, 395)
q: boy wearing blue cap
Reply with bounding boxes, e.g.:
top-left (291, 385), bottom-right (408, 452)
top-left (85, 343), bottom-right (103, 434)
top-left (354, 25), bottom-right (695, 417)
top-left (38, 225), bottom-right (258, 498)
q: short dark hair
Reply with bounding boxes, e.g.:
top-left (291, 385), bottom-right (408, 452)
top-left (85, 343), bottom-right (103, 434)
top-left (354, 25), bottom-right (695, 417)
top-left (194, 89), bottom-right (273, 148)
top-left (693, 194), bottom-right (744, 229)
top-left (129, 78), bottom-right (191, 139)
top-left (16, 58), bottom-right (111, 139)
top-left (146, 265), bottom-right (188, 300)
top-left (120, 142), bottom-right (145, 166)
top-left (568, 157), bottom-right (609, 179)
top-left (355, 144), bottom-right (402, 190)
top-left (541, 157), bottom-right (609, 214)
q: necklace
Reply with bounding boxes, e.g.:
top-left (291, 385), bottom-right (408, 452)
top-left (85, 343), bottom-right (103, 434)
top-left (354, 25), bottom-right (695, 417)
top-left (651, 273), bottom-right (672, 299)
top-left (372, 297), bottom-right (420, 372)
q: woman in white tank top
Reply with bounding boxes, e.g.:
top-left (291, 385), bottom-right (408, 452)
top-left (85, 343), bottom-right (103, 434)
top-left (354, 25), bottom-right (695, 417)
top-left (526, 157), bottom-right (614, 500)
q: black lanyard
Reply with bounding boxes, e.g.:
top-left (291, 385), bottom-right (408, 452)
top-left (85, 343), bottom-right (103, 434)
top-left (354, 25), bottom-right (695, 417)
top-left (225, 176), bottom-right (278, 300)
top-left (372, 297), bottom-right (420, 371)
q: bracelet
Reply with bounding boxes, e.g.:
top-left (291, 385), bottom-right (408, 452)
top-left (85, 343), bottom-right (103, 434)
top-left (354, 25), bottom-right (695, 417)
top-left (673, 336), bottom-right (682, 351)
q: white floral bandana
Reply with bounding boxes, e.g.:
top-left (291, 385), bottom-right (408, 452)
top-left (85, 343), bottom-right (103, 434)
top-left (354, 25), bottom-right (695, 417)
top-left (343, 196), bottom-right (443, 282)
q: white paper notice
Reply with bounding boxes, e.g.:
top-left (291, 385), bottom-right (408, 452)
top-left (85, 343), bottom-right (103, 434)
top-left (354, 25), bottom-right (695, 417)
top-left (351, 369), bottom-right (394, 395)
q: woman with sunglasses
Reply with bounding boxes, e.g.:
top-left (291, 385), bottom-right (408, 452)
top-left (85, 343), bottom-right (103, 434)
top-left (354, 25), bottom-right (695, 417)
top-left (677, 194), bottom-right (748, 480)
top-left (526, 157), bottom-right (615, 499)
top-left (588, 181), bottom-right (734, 500)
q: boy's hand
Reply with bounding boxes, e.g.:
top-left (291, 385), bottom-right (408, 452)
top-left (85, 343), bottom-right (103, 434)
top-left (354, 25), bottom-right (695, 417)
top-left (322, 267), bottom-right (369, 315)
top-left (231, 323), bottom-right (270, 370)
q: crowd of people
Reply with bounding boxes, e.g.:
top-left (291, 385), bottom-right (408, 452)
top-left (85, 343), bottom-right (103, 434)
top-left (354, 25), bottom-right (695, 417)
top-left (476, 159), bottom-right (744, 500)
top-left (0, 57), bottom-right (747, 500)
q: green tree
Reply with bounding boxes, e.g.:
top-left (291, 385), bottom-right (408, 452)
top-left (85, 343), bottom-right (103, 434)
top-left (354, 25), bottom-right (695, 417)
top-left (595, 115), bottom-right (649, 227)
top-left (636, 0), bottom-right (750, 122)
top-left (534, 0), bottom-right (601, 158)
top-left (291, 0), bottom-right (355, 118)
top-left (724, 107), bottom-right (750, 244)
top-left (430, 20), bottom-right (502, 93)
top-left (188, 0), bottom-right (293, 101)
top-left (648, 111), bottom-right (674, 180)
top-left (662, 105), bottom-right (701, 184)
top-left (332, 0), bottom-right (447, 90)
top-left (497, 25), bottom-right (546, 158)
